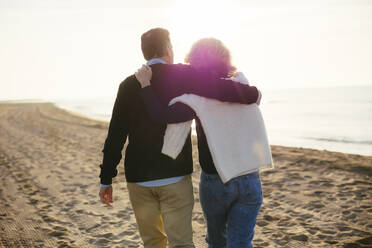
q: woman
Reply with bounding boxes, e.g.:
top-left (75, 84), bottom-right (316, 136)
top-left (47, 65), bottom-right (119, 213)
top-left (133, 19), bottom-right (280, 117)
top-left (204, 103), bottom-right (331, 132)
top-left (136, 38), bottom-right (263, 248)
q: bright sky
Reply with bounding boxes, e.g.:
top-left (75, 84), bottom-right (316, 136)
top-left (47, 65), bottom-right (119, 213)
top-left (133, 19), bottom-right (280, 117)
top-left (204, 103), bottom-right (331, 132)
top-left (1, 0), bottom-right (371, 100)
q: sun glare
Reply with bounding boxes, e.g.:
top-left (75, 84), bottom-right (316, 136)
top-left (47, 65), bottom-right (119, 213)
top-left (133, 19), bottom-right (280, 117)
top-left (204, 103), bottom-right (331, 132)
top-left (166, 0), bottom-right (237, 62)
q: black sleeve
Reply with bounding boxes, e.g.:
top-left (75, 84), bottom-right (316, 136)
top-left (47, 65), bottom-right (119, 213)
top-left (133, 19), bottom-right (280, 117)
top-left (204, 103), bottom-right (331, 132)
top-left (99, 80), bottom-right (130, 184)
top-left (150, 63), bottom-right (259, 104)
top-left (140, 86), bottom-right (196, 124)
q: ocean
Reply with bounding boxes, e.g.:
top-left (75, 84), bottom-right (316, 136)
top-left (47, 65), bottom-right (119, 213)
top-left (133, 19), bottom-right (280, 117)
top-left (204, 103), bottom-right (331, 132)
top-left (55, 86), bottom-right (372, 156)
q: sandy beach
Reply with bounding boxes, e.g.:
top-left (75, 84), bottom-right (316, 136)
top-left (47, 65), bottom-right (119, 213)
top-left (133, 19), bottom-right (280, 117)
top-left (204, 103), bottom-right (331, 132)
top-left (0, 102), bottom-right (371, 248)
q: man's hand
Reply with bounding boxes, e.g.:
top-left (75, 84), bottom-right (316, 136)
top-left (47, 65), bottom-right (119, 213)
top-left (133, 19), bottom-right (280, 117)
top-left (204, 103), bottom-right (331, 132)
top-left (99, 185), bottom-right (113, 206)
top-left (135, 65), bottom-right (152, 88)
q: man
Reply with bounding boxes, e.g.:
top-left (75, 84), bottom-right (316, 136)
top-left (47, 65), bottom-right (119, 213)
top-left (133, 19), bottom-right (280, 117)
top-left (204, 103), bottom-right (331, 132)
top-left (98, 28), bottom-right (260, 248)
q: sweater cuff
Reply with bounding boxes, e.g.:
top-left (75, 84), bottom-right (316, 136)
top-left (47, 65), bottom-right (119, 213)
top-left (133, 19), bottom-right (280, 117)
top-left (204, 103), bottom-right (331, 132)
top-left (99, 164), bottom-right (116, 185)
top-left (100, 177), bottom-right (113, 185)
top-left (140, 86), bottom-right (152, 94)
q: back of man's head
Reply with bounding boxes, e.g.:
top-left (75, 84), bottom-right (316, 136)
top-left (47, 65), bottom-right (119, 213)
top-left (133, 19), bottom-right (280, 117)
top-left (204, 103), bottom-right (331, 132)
top-left (141, 28), bottom-right (170, 61)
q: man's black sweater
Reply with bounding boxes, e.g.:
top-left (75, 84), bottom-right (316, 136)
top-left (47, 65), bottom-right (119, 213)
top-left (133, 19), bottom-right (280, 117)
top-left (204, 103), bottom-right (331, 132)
top-left (99, 63), bottom-right (259, 184)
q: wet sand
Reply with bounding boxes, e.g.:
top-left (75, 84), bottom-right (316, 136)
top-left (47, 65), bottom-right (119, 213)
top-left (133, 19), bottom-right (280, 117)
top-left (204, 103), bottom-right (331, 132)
top-left (0, 103), bottom-right (371, 248)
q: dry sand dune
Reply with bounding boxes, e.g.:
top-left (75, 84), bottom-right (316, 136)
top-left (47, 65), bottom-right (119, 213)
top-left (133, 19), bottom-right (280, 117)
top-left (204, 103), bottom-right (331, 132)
top-left (0, 103), bottom-right (371, 248)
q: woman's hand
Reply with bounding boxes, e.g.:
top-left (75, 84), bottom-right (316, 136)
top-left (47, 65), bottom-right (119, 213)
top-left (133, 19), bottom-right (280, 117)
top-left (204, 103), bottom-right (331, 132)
top-left (257, 90), bottom-right (262, 105)
top-left (135, 65), bottom-right (152, 88)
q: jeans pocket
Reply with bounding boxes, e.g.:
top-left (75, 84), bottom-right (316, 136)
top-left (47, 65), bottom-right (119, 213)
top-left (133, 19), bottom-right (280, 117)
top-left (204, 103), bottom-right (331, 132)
top-left (241, 175), bottom-right (263, 205)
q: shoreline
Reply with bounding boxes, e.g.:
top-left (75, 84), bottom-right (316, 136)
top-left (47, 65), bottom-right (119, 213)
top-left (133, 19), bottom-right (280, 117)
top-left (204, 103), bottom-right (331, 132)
top-left (3, 99), bottom-right (371, 157)
top-left (52, 100), bottom-right (372, 157)
top-left (0, 102), bottom-right (371, 248)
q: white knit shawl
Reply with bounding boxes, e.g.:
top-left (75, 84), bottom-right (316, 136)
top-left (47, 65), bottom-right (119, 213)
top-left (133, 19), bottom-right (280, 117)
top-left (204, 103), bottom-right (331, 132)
top-left (161, 72), bottom-right (273, 183)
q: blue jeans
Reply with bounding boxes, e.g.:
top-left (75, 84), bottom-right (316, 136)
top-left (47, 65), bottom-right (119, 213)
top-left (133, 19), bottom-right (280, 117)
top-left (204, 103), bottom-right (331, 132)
top-left (199, 171), bottom-right (263, 248)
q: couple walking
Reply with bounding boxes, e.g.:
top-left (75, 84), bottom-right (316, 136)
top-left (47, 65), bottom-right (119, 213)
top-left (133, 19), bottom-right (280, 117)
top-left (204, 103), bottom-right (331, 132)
top-left (99, 27), bottom-right (271, 248)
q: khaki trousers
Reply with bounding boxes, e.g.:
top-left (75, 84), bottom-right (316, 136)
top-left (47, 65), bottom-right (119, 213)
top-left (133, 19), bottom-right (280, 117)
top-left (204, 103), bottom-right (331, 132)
top-left (127, 175), bottom-right (195, 248)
